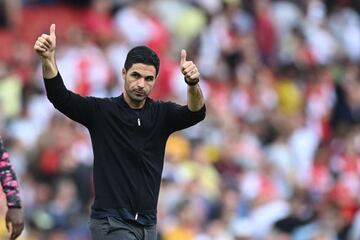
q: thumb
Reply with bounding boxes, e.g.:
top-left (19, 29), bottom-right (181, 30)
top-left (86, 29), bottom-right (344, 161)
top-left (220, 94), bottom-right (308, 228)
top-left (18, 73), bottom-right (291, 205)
top-left (50, 24), bottom-right (56, 37)
top-left (180, 49), bottom-right (187, 65)
top-left (8, 223), bottom-right (13, 239)
top-left (5, 221), bottom-right (10, 232)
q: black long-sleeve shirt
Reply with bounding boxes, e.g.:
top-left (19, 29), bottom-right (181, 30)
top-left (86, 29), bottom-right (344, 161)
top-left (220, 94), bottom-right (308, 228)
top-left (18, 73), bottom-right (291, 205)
top-left (44, 73), bottom-right (206, 225)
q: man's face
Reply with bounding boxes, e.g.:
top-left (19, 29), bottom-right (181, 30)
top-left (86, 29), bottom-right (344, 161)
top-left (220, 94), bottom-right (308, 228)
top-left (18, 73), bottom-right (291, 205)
top-left (122, 63), bottom-right (157, 103)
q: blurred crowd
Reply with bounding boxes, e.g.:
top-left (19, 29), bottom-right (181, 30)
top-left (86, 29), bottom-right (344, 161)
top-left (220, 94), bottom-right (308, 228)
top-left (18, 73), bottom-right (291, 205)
top-left (1, 0), bottom-right (360, 239)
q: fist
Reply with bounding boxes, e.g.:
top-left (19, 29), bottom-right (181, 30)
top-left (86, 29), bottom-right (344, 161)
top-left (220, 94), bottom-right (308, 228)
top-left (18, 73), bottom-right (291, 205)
top-left (6, 208), bottom-right (24, 240)
top-left (180, 49), bottom-right (200, 84)
top-left (34, 24), bottom-right (56, 59)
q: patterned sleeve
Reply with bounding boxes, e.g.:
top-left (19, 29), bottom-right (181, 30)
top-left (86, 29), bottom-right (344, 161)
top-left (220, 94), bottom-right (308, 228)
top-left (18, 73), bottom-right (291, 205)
top-left (0, 138), bottom-right (21, 208)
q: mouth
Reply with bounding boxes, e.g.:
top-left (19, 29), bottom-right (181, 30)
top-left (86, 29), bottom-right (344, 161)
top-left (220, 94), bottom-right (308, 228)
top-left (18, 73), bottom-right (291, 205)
top-left (134, 91), bottom-right (145, 97)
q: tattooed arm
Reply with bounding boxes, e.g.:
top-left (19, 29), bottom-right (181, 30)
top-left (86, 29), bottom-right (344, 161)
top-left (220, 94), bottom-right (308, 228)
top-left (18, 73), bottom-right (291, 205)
top-left (0, 138), bottom-right (24, 239)
top-left (0, 139), bottom-right (21, 208)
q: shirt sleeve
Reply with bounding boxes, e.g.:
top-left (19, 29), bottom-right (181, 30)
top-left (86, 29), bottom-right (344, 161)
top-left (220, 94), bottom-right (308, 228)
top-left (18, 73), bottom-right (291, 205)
top-left (44, 72), bottom-right (99, 127)
top-left (164, 102), bottom-right (206, 133)
top-left (0, 138), bottom-right (21, 208)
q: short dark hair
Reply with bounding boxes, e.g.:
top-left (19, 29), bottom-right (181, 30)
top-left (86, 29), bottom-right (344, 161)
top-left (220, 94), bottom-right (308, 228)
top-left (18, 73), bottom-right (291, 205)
top-left (124, 46), bottom-right (160, 76)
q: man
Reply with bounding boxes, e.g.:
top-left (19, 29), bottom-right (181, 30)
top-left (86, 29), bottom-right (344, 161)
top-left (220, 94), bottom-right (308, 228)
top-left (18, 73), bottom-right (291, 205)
top-left (34, 24), bottom-right (205, 240)
top-left (0, 137), bottom-right (24, 240)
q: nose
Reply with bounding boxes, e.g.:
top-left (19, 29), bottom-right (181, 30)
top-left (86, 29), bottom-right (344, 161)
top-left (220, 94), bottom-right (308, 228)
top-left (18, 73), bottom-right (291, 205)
top-left (137, 78), bottom-right (145, 88)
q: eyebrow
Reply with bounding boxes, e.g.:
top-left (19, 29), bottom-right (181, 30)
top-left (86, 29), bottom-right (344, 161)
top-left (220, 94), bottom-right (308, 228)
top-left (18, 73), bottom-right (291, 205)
top-left (131, 71), bottom-right (155, 80)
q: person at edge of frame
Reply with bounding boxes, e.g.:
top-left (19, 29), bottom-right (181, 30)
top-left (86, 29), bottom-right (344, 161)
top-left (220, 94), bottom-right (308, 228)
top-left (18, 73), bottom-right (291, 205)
top-left (0, 137), bottom-right (24, 240)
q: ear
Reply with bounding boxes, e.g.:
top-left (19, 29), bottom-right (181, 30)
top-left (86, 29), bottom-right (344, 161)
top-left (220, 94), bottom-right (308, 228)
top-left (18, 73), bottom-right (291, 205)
top-left (122, 68), bottom-right (126, 80)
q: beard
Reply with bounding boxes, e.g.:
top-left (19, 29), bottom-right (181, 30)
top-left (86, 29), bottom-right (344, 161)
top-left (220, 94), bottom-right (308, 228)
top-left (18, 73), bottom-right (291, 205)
top-left (128, 90), bottom-right (147, 102)
top-left (123, 74), bottom-right (154, 107)
top-left (124, 82), bottom-right (149, 103)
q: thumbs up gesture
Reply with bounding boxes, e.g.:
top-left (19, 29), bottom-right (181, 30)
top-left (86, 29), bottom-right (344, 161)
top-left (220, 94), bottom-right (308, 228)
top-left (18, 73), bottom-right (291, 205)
top-left (34, 24), bottom-right (56, 59)
top-left (180, 49), bottom-right (200, 86)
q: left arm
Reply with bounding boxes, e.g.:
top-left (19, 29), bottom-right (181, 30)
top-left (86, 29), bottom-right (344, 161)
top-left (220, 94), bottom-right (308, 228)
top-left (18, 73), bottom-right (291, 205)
top-left (0, 139), bottom-right (21, 209)
top-left (164, 50), bottom-right (206, 133)
top-left (188, 84), bottom-right (204, 112)
top-left (180, 49), bottom-right (205, 111)
top-left (0, 138), bottom-right (24, 240)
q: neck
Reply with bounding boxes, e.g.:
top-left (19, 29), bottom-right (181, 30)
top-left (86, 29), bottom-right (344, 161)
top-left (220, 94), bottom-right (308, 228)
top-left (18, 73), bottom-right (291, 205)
top-left (123, 92), bottom-right (145, 109)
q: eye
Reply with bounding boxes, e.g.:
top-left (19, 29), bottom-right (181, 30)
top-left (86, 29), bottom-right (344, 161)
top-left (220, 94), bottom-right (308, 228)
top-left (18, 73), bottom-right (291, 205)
top-left (145, 76), bottom-right (154, 82)
top-left (131, 72), bottom-right (141, 79)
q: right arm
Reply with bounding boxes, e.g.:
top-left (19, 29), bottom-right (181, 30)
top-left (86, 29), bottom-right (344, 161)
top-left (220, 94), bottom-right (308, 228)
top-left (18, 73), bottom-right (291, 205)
top-left (42, 53), bottom-right (58, 79)
top-left (34, 24), bottom-right (58, 79)
top-left (34, 24), bottom-right (97, 127)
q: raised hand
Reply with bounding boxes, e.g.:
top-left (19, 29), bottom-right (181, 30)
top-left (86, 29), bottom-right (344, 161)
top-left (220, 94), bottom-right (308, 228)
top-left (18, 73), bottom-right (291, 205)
top-left (180, 49), bottom-right (200, 85)
top-left (34, 24), bottom-right (56, 59)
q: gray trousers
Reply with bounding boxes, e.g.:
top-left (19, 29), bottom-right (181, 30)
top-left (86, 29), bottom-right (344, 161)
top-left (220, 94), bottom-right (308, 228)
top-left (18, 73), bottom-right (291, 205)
top-left (89, 217), bottom-right (157, 240)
